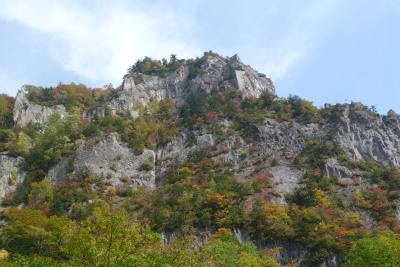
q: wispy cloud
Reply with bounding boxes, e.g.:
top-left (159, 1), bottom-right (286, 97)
top-left (0, 0), bottom-right (346, 88)
top-left (0, 0), bottom-right (198, 85)
top-left (258, 0), bottom-right (346, 80)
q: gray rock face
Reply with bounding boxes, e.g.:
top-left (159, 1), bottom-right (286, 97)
top-left (73, 134), bottom-right (155, 188)
top-left (324, 158), bottom-right (353, 180)
top-left (109, 52), bottom-right (275, 118)
top-left (261, 241), bottom-right (341, 267)
top-left (336, 103), bottom-right (400, 167)
top-left (257, 119), bottom-right (324, 160)
top-left (0, 152), bottom-right (26, 205)
top-left (82, 106), bottom-right (106, 121)
top-left (269, 166), bottom-right (303, 204)
top-left (13, 88), bottom-right (66, 127)
top-left (109, 64), bottom-right (190, 119)
top-left (47, 157), bottom-right (71, 183)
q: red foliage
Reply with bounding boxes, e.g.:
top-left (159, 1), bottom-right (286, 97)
top-left (256, 172), bottom-right (272, 184)
top-left (206, 112), bottom-right (220, 123)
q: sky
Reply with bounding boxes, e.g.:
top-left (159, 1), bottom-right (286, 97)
top-left (0, 0), bottom-right (399, 114)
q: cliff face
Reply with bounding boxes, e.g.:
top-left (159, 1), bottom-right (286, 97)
top-left (335, 103), bottom-right (400, 167)
top-left (13, 87), bottom-right (66, 127)
top-left (0, 153), bottom-right (25, 206)
top-left (109, 52), bottom-right (275, 118)
top-left (4, 52), bottom-right (400, 267)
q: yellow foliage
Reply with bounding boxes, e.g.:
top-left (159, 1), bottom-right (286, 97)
top-left (0, 249), bottom-right (9, 261)
top-left (8, 170), bottom-right (17, 186)
top-left (354, 190), bottom-right (364, 205)
top-left (314, 189), bottom-right (331, 208)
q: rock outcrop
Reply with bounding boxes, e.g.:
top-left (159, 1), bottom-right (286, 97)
top-left (0, 153), bottom-right (26, 205)
top-left (13, 87), bottom-right (66, 127)
top-left (109, 52), bottom-right (275, 118)
top-left (335, 103), bottom-right (400, 167)
top-left (48, 134), bottom-right (156, 188)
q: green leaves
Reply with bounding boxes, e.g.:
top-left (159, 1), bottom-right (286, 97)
top-left (1, 208), bottom-right (73, 258)
top-left (345, 233), bottom-right (400, 267)
top-left (0, 94), bottom-right (14, 128)
top-left (202, 229), bottom-right (279, 267)
top-left (64, 208), bottom-right (160, 267)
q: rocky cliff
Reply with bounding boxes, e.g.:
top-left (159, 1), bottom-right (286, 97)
top-left (0, 153), bottom-right (25, 206)
top-left (48, 133), bottom-right (156, 189)
top-left (335, 103), bottom-right (400, 167)
top-left (13, 87), bottom-right (66, 127)
top-left (109, 52), bottom-right (275, 118)
top-left (3, 52), bottom-right (400, 267)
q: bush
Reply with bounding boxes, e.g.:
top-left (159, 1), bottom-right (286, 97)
top-left (1, 208), bottom-right (74, 258)
top-left (139, 162), bottom-right (154, 171)
top-left (24, 83), bottom-right (116, 111)
top-left (345, 233), bottom-right (400, 267)
top-left (3, 255), bottom-right (77, 267)
top-left (0, 95), bottom-right (14, 128)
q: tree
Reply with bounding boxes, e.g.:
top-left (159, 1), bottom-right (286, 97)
top-left (28, 179), bottom-right (54, 210)
top-left (202, 228), bottom-right (279, 267)
top-left (345, 233), bottom-right (400, 267)
top-left (6, 131), bottom-right (30, 157)
top-left (0, 95), bottom-right (14, 128)
top-left (1, 208), bottom-right (73, 258)
top-left (63, 208), bottom-right (160, 267)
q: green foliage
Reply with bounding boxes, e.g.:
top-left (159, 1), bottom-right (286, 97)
top-left (5, 131), bottom-right (31, 157)
top-left (354, 187), bottom-right (395, 220)
top-left (3, 255), bottom-right (77, 267)
top-left (202, 229), bottom-right (279, 267)
top-left (246, 201), bottom-right (294, 242)
top-left (129, 157), bottom-right (264, 233)
top-left (63, 208), bottom-right (160, 267)
top-left (321, 104), bottom-right (343, 123)
top-left (178, 89), bottom-right (322, 142)
top-left (1, 208), bottom-right (74, 258)
top-left (25, 83), bottom-right (116, 111)
top-left (28, 179), bottom-right (54, 210)
top-left (345, 233), bottom-right (400, 267)
top-left (300, 140), bottom-right (347, 168)
top-left (0, 94), bottom-right (14, 128)
top-left (25, 110), bottom-right (82, 185)
top-left (138, 162), bottom-right (154, 171)
top-left (95, 98), bottom-right (179, 154)
top-left (128, 54), bottom-right (184, 76)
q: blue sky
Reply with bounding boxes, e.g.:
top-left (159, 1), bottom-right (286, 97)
top-left (0, 0), bottom-right (399, 113)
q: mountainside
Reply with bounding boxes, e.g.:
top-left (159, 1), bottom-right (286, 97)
top-left (1, 52), bottom-right (400, 266)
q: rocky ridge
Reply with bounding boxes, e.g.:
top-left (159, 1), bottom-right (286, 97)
top-left (13, 86), bottom-right (66, 127)
top-left (3, 52), bottom-right (400, 267)
top-left (109, 52), bottom-right (275, 118)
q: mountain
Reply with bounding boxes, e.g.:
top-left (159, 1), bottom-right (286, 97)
top-left (1, 52), bottom-right (400, 266)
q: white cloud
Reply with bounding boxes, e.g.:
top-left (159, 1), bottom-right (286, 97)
top-left (0, 0), bottom-right (347, 88)
top-left (0, 0), bottom-right (198, 85)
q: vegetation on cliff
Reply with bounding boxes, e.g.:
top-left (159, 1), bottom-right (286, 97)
top-left (1, 64), bottom-right (400, 266)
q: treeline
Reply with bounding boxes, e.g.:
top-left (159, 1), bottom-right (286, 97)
top-left (0, 207), bottom-right (279, 267)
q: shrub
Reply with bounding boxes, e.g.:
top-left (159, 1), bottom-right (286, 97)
top-left (0, 95), bottom-right (14, 128)
top-left (345, 233), bottom-right (400, 267)
top-left (1, 208), bottom-right (74, 258)
top-left (139, 162), bottom-right (153, 171)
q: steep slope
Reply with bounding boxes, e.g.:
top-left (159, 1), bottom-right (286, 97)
top-left (1, 52), bottom-right (400, 267)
